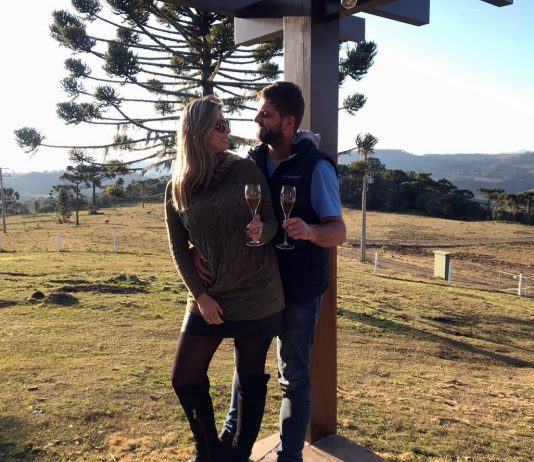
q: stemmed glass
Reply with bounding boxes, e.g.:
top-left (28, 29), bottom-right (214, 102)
top-left (276, 185), bottom-right (296, 250)
top-left (244, 184), bottom-right (264, 247)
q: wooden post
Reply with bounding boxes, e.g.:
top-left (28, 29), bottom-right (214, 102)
top-left (283, 12), bottom-right (340, 442)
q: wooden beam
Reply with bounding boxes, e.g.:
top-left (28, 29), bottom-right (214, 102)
top-left (335, 0), bottom-right (397, 18)
top-left (480, 0), bottom-right (513, 6)
top-left (234, 17), bottom-right (282, 46)
top-left (237, 0), bottom-right (311, 18)
top-left (165, 0), bottom-right (259, 16)
top-left (367, 0), bottom-right (430, 26)
top-left (235, 15), bottom-right (365, 46)
top-left (340, 16), bottom-right (365, 42)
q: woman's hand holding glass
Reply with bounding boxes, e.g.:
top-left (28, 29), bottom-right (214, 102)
top-left (246, 213), bottom-right (264, 244)
top-left (244, 184), bottom-right (264, 246)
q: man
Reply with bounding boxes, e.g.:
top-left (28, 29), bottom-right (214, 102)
top-left (197, 81), bottom-right (346, 461)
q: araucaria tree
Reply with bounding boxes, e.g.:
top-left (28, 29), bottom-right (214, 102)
top-left (15, 0), bottom-right (376, 168)
top-left (16, 0), bottom-right (283, 166)
top-left (69, 149), bottom-right (129, 212)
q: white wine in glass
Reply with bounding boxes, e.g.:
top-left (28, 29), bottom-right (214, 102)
top-left (276, 185), bottom-right (296, 250)
top-left (244, 183), bottom-right (264, 247)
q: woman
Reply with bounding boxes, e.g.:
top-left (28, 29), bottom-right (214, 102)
top-left (165, 95), bottom-right (284, 462)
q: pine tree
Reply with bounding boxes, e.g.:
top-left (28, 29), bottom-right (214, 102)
top-left (55, 187), bottom-right (74, 223)
top-left (1, 189), bottom-right (29, 215)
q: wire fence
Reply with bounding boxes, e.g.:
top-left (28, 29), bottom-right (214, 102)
top-left (2, 224), bottom-right (532, 298)
top-left (345, 249), bottom-right (532, 298)
top-left (497, 271), bottom-right (532, 297)
top-left (0, 231), bottom-right (149, 254)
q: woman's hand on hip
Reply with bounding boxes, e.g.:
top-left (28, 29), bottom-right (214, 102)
top-left (196, 293), bottom-right (224, 324)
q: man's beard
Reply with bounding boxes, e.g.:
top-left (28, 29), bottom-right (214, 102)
top-left (258, 122), bottom-right (284, 145)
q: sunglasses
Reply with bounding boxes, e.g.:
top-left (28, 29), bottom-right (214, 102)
top-left (214, 118), bottom-right (230, 133)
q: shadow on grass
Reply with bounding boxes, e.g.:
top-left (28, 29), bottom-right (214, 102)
top-left (428, 321), bottom-right (533, 355)
top-left (338, 309), bottom-right (534, 368)
top-left (492, 315), bottom-right (534, 328)
top-left (418, 315), bottom-right (534, 354)
top-left (57, 284), bottom-right (148, 294)
top-left (0, 416), bottom-right (37, 461)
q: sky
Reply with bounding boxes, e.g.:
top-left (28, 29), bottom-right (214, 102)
top-left (2, 0), bottom-right (534, 174)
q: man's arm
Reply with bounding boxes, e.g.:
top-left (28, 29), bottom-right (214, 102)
top-left (283, 158), bottom-right (346, 247)
top-left (189, 245), bottom-right (212, 286)
top-left (309, 216), bottom-right (346, 247)
top-left (283, 215), bottom-right (346, 248)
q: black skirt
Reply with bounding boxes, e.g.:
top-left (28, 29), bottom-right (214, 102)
top-left (181, 309), bottom-right (284, 339)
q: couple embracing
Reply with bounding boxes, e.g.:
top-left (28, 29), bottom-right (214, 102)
top-left (165, 81), bottom-right (346, 461)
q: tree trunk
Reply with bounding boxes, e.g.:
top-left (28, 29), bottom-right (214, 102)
top-left (75, 186), bottom-right (80, 226)
top-left (360, 174), bottom-right (367, 262)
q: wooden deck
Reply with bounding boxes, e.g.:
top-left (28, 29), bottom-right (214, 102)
top-left (251, 434), bottom-right (385, 461)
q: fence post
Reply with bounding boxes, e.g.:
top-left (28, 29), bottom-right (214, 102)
top-left (447, 261), bottom-right (452, 286)
top-left (374, 252), bottom-right (379, 275)
top-left (518, 273), bottom-right (523, 297)
top-left (113, 229), bottom-right (118, 253)
top-left (56, 232), bottom-right (62, 252)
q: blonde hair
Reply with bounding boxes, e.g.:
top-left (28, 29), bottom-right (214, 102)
top-left (171, 95), bottom-right (224, 212)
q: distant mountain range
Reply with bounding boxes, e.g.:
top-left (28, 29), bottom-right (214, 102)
top-left (339, 150), bottom-right (534, 194)
top-left (5, 150), bottom-right (534, 200)
top-left (4, 170), bottom-right (165, 201)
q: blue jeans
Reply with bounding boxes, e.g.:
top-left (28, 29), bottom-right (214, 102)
top-left (222, 296), bottom-right (323, 462)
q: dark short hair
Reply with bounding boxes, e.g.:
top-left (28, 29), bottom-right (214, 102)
top-left (258, 81), bottom-right (305, 131)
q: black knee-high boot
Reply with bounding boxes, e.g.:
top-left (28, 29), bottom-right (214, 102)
top-left (228, 373), bottom-right (270, 462)
top-left (174, 378), bottom-right (224, 462)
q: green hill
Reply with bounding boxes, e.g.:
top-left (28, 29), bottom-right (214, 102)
top-left (340, 150), bottom-right (534, 194)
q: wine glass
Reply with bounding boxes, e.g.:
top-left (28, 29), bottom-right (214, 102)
top-left (276, 185), bottom-right (296, 250)
top-left (244, 184), bottom-right (264, 247)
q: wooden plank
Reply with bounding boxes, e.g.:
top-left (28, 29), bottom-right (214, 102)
top-left (283, 17), bottom-right (312, 130)
top-left (252, 434), bottom-right (386, 461)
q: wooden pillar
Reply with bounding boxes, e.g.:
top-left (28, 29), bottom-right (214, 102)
top-left (283, 13), bottom-right (340, 443)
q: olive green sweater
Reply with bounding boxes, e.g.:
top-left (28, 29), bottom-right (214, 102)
top-left (165, 156), bottom-right (284, 321)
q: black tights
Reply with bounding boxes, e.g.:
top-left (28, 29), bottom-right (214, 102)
top-left (171, 333), bottom-right (272, 389)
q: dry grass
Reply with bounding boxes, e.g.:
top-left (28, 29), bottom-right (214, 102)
top-left (343, 208), bottom-right (534, 292)
top-left (1, 205), bottom-right (533, 461)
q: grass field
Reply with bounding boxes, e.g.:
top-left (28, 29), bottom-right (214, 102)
top-left (1, 204), bottom-right (533, 462)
